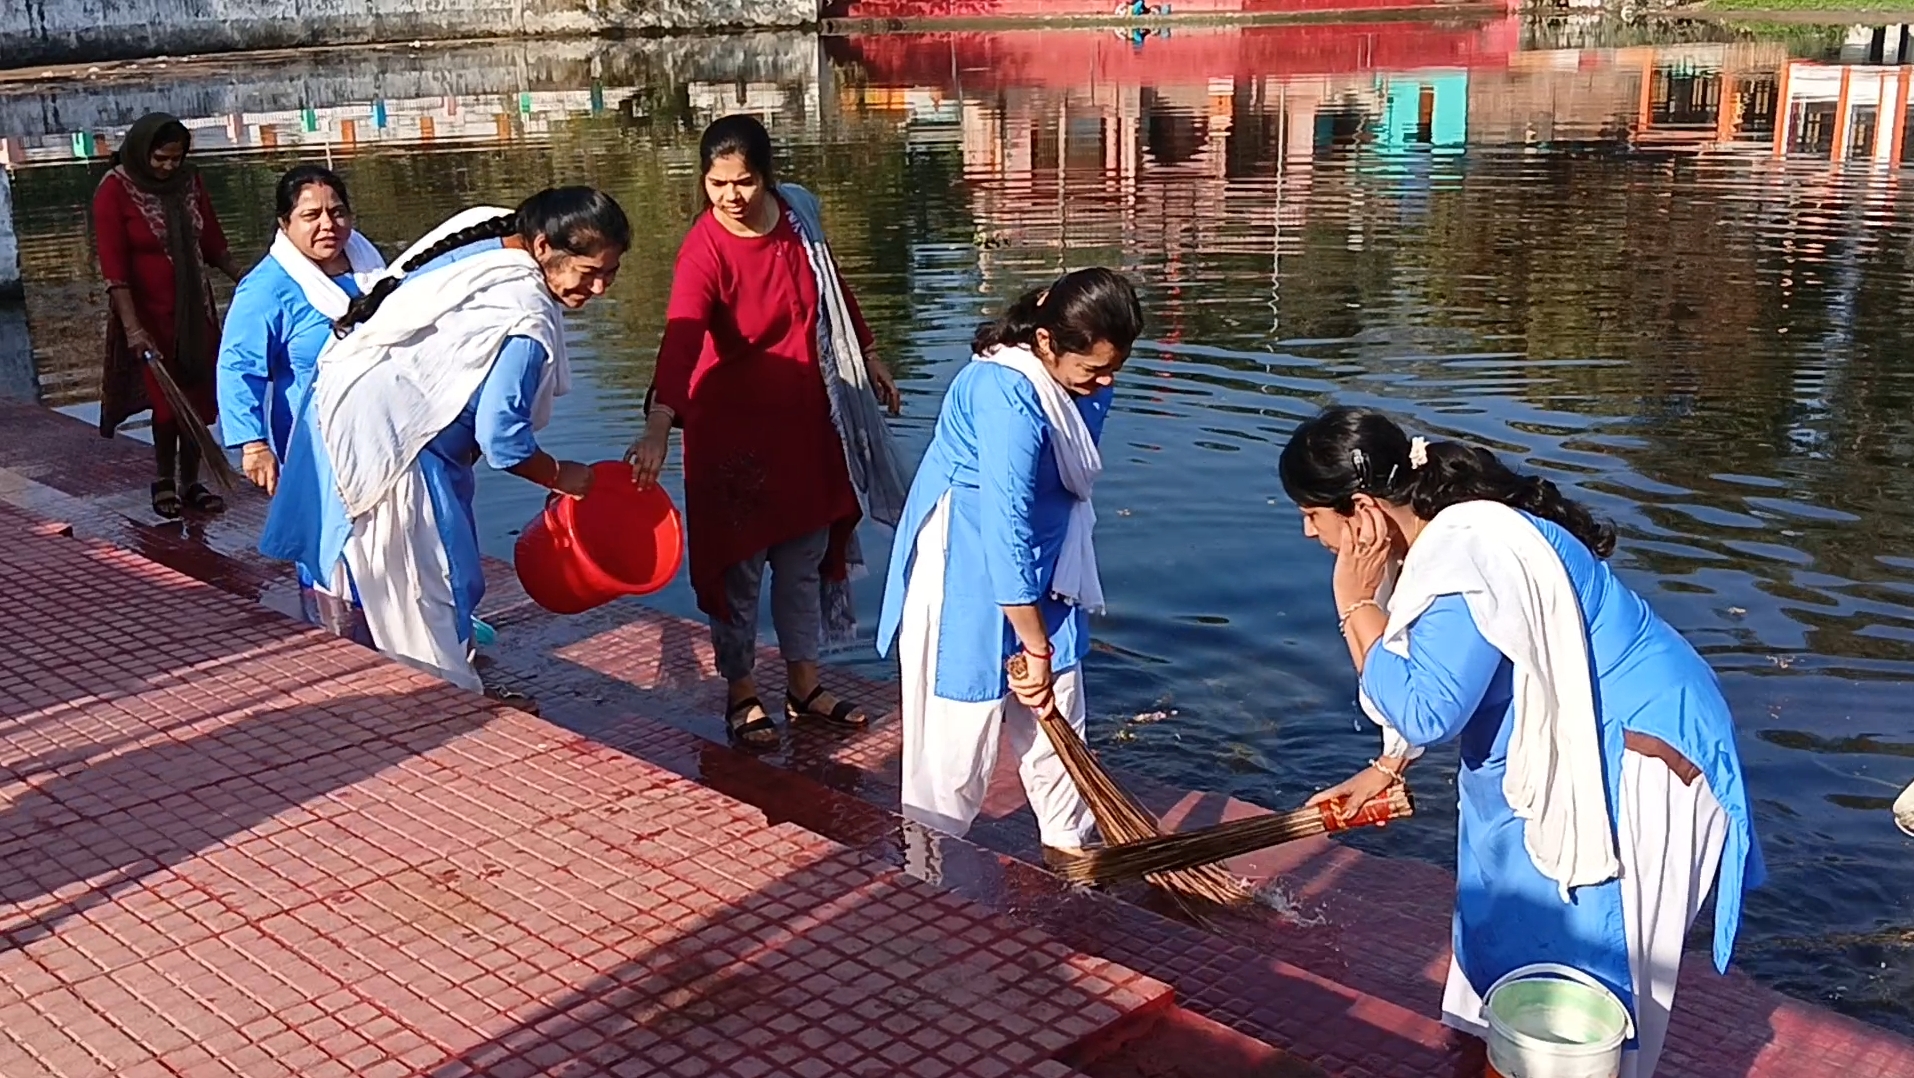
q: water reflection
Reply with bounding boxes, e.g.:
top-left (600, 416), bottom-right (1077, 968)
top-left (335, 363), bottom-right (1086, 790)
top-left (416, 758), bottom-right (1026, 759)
top-left (7, 15), bottom-right (1914, 1035)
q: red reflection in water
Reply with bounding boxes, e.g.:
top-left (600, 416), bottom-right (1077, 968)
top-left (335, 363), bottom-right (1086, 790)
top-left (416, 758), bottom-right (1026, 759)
top-left (826, 19), bottom-right (1519, 94)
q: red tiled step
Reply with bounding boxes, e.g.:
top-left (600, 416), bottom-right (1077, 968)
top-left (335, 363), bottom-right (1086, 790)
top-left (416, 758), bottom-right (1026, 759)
top-left (0, 503), bottom-right (1174, 1078)
top-left (1064, 1003), bottom-right (1329, 1078)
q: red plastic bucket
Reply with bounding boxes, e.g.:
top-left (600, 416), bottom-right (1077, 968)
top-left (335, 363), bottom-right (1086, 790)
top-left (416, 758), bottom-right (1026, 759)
top-left (513, 461), bottom-right (684, 615)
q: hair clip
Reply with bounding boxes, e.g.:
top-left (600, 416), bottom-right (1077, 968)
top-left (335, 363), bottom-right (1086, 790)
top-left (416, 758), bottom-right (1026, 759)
top-left (1350, 448), bottom-right (1371, 490)
top-left (1409, 436), bottom-right (1429, 470)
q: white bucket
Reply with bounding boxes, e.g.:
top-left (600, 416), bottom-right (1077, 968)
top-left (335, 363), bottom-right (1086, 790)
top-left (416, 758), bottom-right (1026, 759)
top-left (1483, 963), bottom-right (1634, 1078)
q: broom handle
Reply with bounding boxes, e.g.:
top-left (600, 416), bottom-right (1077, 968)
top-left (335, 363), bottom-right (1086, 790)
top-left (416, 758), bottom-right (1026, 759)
top-left (1009, 652), bottom-right (1162, 829)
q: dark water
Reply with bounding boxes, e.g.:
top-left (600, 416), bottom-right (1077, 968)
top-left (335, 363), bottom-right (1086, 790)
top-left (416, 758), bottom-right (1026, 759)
top-left (8, 16), bottom-right (1914, 1036)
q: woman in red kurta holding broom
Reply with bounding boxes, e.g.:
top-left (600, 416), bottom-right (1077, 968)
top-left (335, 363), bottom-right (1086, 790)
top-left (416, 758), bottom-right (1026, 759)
top-left (628, 114), bottom-right (910, 748)
top-left (92, 112), bottom-right (243, 518)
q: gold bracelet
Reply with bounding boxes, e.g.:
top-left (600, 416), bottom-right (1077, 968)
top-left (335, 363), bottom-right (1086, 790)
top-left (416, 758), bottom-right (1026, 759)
top-left (1338, 598), bottom-right (1382, 633)
top-left (1369, 757), bottom-right (1408, 784)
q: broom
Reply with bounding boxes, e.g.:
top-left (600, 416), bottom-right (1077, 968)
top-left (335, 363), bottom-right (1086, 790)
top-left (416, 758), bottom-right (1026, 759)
top-left (1008, 653), bottom-right (1254, 910)
top-left (141, 350), bottom-right (240, 491)
top-left (1042, 784), bottom-right (1414, 886)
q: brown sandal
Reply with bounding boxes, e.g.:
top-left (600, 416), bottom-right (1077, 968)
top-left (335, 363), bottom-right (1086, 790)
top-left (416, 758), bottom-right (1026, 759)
top-left (726, 696), bottom-right (780, 748)
top-left (785, 685), bottom-right (868, 729)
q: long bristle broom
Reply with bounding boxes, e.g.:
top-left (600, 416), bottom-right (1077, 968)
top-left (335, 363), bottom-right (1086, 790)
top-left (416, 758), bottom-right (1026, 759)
top-left (1044, 785), bottom-right (1414, 886)
top-left (1011, 654), bottom-right (1413, 909)
top-left (143, 354), bottom-right (240, 491)
top-left (1009, 653), bottom-right (1253, 912)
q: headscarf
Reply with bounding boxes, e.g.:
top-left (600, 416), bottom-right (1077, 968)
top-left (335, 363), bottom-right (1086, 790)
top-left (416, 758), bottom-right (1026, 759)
top-left (109, 113), bottom-right (214, 389)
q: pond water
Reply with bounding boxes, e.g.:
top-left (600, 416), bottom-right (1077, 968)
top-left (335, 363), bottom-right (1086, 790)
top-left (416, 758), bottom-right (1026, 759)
top-left (8, 14), bottom-right (1914, 1037)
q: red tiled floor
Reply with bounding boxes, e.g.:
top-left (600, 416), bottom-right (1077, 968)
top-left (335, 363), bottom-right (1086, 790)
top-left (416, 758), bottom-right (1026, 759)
top-left (5, 400), bottom-right (1914, 1078)
top-left (0, 500), bottom-right (1169, 1077)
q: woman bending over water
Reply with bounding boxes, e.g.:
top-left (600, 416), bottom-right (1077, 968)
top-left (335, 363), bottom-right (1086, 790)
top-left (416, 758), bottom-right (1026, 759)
top-left (877, 268), bottom-right (1142, 858)
top-left (628, 113), bottom-right (908, 748)
top-left (261, 188), bottom-right (625, 694)
top-left (1282, 406), bottom-right (1762, 1078)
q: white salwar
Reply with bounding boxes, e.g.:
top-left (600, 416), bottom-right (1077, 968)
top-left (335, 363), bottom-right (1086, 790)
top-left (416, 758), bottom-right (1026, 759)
top-left (340, 468), bottom-right (481, 692)
top-left (1439, 752), bottom-right (1729, 1078)
top-left (897, 496), bottom-right (1097, 850)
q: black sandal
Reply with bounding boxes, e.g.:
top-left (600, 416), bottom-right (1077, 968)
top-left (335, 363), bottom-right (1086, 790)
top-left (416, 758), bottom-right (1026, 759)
top-left (182, 482), bottom-right (225, 514)
top-left (725, 696), bottom-right (780, 748)
top-left (151, 479), bottom-right (181, 520)
top-left (785, 685), bottom-right (868, 729)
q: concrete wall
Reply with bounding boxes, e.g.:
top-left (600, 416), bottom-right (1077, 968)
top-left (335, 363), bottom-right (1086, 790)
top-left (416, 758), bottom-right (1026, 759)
top-left (4, 0), bottom-right (816, 69)
top-left (0, 33), bottom-right (822, 142)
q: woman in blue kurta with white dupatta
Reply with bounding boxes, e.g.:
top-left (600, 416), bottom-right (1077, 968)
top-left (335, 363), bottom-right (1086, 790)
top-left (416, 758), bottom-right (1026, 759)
top-left (219, 166), bottom-right (385, 635)
top-left (1279, 407), bottom-right (1763, 1078)
top-left (259, 188), bottom-right (629, 692)
top-left (877, 268), bottom-right (1143, 857)
top-left (219, 166), bottom-right (386, 481)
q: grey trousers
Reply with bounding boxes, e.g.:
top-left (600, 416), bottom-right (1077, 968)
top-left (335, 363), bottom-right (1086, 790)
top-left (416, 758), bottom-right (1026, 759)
top-left (710, 528), bottom-right (830, 682)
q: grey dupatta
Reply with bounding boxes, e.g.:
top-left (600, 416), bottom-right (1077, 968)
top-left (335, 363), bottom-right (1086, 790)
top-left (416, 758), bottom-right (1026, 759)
top-left (780, 183), bottom-right (911, 649)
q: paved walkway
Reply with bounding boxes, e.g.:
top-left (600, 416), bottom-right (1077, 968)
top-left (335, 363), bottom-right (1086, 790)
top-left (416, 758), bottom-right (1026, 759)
top-left (3, 399), bottom-right (1913, 1078)
top-left (0, 501), bottom-right (1173, 1077)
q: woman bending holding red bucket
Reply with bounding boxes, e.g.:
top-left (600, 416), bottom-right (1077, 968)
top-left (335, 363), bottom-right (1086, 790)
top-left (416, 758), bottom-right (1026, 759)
top-left (627, 114), bottom-right (908, 748)
top-left (260, 189), bottom-right (626, 694)
top-left (1281, 407), bottom-right (1762, 1078)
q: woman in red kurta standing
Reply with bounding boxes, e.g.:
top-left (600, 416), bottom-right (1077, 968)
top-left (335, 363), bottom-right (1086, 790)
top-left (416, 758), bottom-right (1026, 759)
top-left (92, 112), bottom-right (243, 518)
top-left (628, 113), bottom-right (910, 748)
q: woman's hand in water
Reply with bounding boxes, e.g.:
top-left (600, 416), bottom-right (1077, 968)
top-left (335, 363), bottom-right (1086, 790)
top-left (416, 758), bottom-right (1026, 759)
top-left (552, 460), bottom-right (594, 499)
top-left (866, 355), bottom-right (902, 416)
top-left (1332, 500), bottom-right (1392, 612)
top-left (626, 410), bottom-right (673, 489)
top-left (241, 441), bottom-right (278, 495)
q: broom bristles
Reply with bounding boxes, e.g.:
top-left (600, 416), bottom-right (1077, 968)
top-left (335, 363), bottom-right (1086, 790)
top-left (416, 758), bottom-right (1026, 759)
top-left (145, 358), bottom-right (240, 491)
top-left (1047, 785), bottom-right (1414, 884)
top-left (1010, 654), bottom-right (1254, 910)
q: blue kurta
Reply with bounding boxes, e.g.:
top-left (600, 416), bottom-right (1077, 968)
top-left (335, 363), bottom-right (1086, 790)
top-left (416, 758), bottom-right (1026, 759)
top-left (876, 361), bottom-right (1111, 702)
top-left (257, 236), bottom-right (534, 643)
top-left (217, 257), bottom-right (362, 459)
top-left (1360, 510), bottom-right (1764, 1014)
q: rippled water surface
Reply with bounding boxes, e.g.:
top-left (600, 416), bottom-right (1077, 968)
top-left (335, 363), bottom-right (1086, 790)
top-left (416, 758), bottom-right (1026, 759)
top-left (8, 15), bottom-right (1914, 1036)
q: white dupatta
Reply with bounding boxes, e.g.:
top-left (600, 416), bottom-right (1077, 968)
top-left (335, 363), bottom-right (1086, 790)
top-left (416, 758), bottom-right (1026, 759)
top-left (1368, 501), bottom-right (1619, 900)
top-left (268, 229), bottom-right (386, 320)
top-left (312, 208), bottom-right (568, 518)
top-left (976, 344), bottom-right (1105, 613)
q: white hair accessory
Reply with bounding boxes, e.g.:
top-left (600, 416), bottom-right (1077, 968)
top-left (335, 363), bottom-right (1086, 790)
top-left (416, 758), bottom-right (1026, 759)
top-left (1409, 436), bottom-right (1429, 470)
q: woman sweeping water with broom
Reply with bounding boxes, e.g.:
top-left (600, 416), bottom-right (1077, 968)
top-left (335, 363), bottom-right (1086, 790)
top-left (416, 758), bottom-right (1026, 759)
top-left (92, 112), bottom-right (245, 518)
top-left (1281, 406), bottom-right (1763, 1078)
top-left (876, 267), bottom-right (1142, 861)
top-left (259, 188), bottom-right (627, 695)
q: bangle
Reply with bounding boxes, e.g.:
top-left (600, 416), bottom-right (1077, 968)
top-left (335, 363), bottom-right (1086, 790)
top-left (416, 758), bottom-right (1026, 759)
top-left (1023, 642), bottom-right (1054, 660)
top-left (1369, 757), bottom-right (1408, 784)
top-left (1338, 598), bottom-right (1382, 632)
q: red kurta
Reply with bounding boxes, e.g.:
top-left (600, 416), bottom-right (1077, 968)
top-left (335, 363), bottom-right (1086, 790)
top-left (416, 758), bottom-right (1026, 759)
top-left (653, 202), bottom-right (870, 622)
top-left (92, 169), bottom-right (228, 427)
